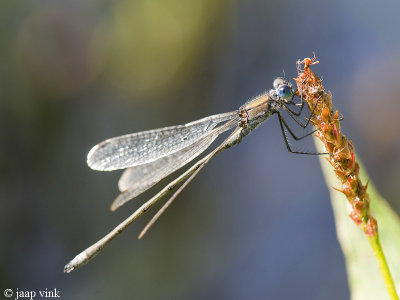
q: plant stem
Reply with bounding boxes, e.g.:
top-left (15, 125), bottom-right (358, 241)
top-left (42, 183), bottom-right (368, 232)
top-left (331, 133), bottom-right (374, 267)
top-left (368, 234), bottom-right (399, 300)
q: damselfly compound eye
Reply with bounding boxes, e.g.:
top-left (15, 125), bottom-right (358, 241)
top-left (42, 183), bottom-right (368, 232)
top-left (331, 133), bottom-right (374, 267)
top-left (278, 85), bottom-right (293, 100)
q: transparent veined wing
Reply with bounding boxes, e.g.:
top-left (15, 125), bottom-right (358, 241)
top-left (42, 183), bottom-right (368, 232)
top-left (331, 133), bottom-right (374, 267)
top-left (116, 128), bottom-right (218, 192)
top-left (112, 117), bottom-right (239, 210)
top-left (87, 111), bottom-right (238, 171)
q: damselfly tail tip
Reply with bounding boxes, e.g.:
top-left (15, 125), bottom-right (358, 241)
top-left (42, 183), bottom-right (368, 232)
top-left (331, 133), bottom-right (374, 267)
top-left (64, 262), bottom-right (75, 274)
top-left (64, 251), bottom-right (89, 273)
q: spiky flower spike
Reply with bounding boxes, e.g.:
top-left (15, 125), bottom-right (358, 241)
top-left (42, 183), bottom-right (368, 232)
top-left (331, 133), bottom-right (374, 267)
top-left (294, 57), bottom-right (399, 300)
top-left (294, 57), bottom-right (377, 236)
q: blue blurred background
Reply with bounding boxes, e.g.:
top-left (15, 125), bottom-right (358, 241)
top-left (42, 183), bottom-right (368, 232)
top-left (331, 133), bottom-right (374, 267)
top-left (1, 0), bottom-right (400, 299)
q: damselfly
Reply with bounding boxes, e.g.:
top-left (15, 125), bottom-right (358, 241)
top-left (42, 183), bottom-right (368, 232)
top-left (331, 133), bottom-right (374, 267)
top-left (64, 77), bottom-right (319, 273)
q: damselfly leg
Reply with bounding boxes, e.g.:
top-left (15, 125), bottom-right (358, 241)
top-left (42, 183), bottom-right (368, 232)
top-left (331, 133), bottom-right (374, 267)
top-left (278, 95), bottom-right (326, 155)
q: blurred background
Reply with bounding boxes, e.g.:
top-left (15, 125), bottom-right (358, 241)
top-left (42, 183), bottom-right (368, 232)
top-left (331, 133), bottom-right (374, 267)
top-left (1, 0), bottom-right (400, 299)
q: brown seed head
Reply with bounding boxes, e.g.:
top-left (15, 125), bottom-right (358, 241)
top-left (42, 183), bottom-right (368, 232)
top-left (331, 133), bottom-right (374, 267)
top-left (294, 57), bottom-right (378, 236)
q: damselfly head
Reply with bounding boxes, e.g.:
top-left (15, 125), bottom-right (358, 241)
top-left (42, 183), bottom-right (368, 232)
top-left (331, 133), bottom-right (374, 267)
top-left (273, 77), bottom-right (294, 102)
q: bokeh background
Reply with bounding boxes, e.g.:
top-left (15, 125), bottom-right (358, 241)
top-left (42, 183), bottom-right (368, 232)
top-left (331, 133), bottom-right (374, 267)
top-left (1, 0), bottom-right (400, 299)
